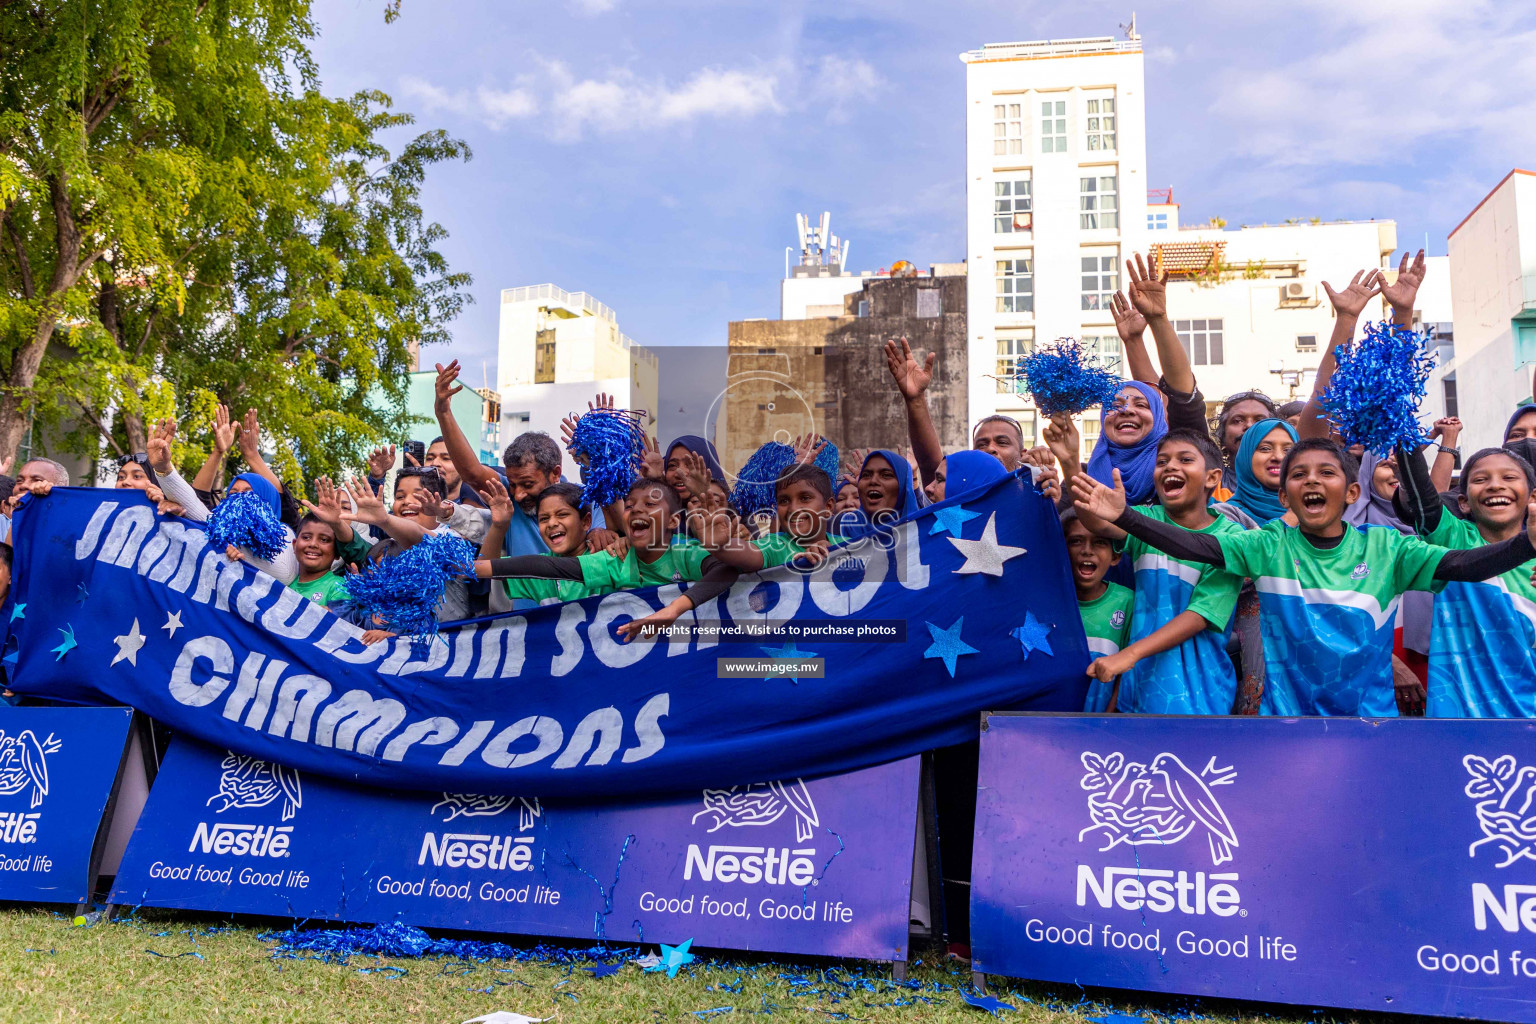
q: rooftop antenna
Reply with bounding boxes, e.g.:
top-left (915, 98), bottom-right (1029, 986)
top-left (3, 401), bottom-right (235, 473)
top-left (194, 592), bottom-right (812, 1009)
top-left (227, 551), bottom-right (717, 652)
top-left (1119, 12), bottom-right (1139, 41)
top-left (792, 211), bottom-right (850, 270)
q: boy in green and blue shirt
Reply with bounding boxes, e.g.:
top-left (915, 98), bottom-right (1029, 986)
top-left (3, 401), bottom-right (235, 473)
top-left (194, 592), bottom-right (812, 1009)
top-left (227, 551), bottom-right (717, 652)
top-left (1062, 509), bottom-right (1134, 712)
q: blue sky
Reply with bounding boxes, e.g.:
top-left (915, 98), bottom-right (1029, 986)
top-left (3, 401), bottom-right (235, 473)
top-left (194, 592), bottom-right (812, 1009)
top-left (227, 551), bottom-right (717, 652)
top-left (310, 0), bottom-right (1536, 381)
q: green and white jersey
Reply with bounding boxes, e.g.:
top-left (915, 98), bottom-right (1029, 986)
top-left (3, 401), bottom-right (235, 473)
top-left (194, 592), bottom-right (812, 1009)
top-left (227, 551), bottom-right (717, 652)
top-left (752, 533), bottom-right (849, 569)
top-left (1079, 582), bottom-right (1135, 713)
top-left (578, 538), bottom-right (713, 592)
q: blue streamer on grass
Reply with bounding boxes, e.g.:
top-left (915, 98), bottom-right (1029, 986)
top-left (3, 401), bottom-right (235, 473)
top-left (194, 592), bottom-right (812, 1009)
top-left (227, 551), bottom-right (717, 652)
top-left (1320, 320), bottom-right (1436, 456)
top-left (341, 530), bottom-right (476, 640)
top-left (729, 441), bottom-right (840, 518)
top-left (207, 491), bottom-right (287, 561)
top-left (568, 409), bottom-right (645, 509)
top-left (1013, 339), bottom-right (1123, 418)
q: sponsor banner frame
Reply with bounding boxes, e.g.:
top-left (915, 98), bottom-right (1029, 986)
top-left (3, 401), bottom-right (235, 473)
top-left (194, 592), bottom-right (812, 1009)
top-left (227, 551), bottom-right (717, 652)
top-left (112, 740), bottom-right (920, 963)
top-left (0, 705), bottom-right (133, 906)
top-left (971, 713), bottom-right (1536, 1022)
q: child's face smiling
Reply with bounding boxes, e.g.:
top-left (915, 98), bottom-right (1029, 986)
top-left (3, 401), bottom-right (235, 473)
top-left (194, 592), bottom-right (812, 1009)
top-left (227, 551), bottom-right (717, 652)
top-left (392, 476), bottom-right (437, 526)
top-left (1155, 440), bottom-right (1213, 513)
top-left (1063, 518), bottom-right (1116, 597)
top-left (1280, 449), bottom-right (1359, 534)
top-left (623, 484), bottom-right (674, 549)
top-left (1249, 427), bottom-right (1295, 490)
top-left (293, 521), bottom-right (337, 575)
top-left (1104, 386), bottom-right (1155, 447)
top-left (858, 456), bottom-right (901, 514)
top-left (1459, 453), bottom-right (1531, 531)
top-left (777, 480), bottom-right (830, 542)
top-left (663, 448), bottom-right (692, 499)
top-left (538, 497), bottom-right (589, 555)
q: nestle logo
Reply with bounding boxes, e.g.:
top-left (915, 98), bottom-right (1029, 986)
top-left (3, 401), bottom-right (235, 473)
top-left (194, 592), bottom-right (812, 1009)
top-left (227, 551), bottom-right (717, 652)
top-left (417, 832), bottom-right (534, 871)
top-left (189, 822), bottom-right (292, 858)
top-left (1075, 865), bottom-right (1242, 917)
top-left (1473, 883), bottom-right (1536, 932)
top-left (0, 811), bottom-right (40, 844)
top-left (683, 844), bottom-right (817, 885)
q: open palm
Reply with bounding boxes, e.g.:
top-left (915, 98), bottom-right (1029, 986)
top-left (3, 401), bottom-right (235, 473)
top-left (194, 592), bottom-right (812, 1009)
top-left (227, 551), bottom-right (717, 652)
top-left (1380, 249), bottom-right (1427, 312)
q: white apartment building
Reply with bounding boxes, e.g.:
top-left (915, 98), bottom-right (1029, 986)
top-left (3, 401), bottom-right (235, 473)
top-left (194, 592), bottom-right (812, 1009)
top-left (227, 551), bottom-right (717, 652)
top-left (961, 33), bottom-right (1149, 454)
top-left (497, 284), bottom-right (660, 443)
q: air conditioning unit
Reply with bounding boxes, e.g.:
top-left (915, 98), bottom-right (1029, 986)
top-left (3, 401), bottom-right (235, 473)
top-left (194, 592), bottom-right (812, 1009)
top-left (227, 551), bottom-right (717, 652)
top-left (1283, 282), bottom-right (1309, 300)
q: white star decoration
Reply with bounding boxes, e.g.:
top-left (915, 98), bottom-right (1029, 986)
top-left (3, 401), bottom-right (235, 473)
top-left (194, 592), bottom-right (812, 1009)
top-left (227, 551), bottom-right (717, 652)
top-left (162, 610), bottom-right (183, 639)
top-left (111, 619), bottom-right (146, 667)
top-left (946, 512), bottom-right (1025, 576)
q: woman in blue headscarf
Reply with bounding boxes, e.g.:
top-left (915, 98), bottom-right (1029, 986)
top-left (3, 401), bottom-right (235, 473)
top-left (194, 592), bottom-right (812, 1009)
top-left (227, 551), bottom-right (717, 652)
top-left (834, 449), bottom-right (920, 538)
top-left (663, 435), bottom-right (725, 504)
top-left (925, 449), bottom-right (1010, 504)
top-left (1227, 418), bottom-right (1298, 525)
top-left (1084, 380), bottom-right (1168, 506)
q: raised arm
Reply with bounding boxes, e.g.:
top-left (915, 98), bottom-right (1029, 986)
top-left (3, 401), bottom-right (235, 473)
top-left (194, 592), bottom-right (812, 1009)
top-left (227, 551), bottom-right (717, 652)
top-left (432, 360), bottom-right (500, 492)
top-left (237, 409), bottom-right (283, 492)
top-left (1392, 440), bottom-right (1444, 538)
top-left (147, 418), bottom-right (213, 522)
top-left (885, 338), bottom-right (943, 485)
top-left (1433, 516), bottom-right (1536, 581)
top-left (192, 405), bottom-right (239, 492)
top-left (1380, 249), bottom-right (1427, 331)
top-left (1126, 252), bottom-right (1194, 397)
top-left (1071, 470), bottom-right (1225, 565)
top-left (1299, 269), bottom-right (1382, 440)
top-left (340, 479), bottom-right (428, 549)
top-left (1427, 418), bottom-right (1461, 494)
top-left (1110, 291), bottom-right (1157, 386)
top-left (1042, 414), bottom-right (1082, 487)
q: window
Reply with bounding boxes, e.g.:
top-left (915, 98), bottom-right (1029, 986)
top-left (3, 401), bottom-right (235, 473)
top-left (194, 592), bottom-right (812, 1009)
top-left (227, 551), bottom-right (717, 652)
top-left (993, 102), bottom-right (1024, 156)
top-left (996, 257), bottom-right (1034, 314)
top-left (1296, 334), bottom-right (1318, 352)
top-left (1148, 212), bottom-right (1168, 230)
top-left (1080, 250), bottom-right (1118, 311)
top-left (1443, 377), bottom-right (1458, 419)
top-left (534, 329), bottom-right (556, 384)
top-left (1040, 99), bottom-right (1066, 153)
top-left (1018, 411), bottom-right (1038, 446)
top-left (1079, 417), bottom-right (1101, 462)
top-left (916, 289), bottom-right (942, 318)
top-left (994, 178), bottom-right (1032, 233)
top-left (1080, 174), bottom-right (1118, 230)
top-left (995, 331), bottom-right (1034, 393)
top-left (1082, 334), bottom-right (1123, 373)
top-left (1084, 95), bottom-right (1116, 151)
top-left (1174, 319), bottom-right (1225, 366)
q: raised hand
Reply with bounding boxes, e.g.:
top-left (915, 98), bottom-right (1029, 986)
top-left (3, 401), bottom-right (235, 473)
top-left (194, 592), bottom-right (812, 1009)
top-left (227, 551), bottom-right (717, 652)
top-left (1021, 446), bottom-right (1055, 470)
top-left (367, 444), bottom-right (397, 480)
top-left (1321, 269), bottom-right (1383, 319)
top-left (884, 337), bottom-right (935, 400)
top-left (601, 533), bottom-right (630, 559)
top-left (1071, 469), bottom-right (1127, 523)
top-left (476, 474), bottom-right (513, 529)
top-left (679, 448), bottom-right (713, 498)
top-left (1380, 249), bottom-right (1427, 314)
top-left (792, 432), bottom-right (828, 466)
top-left (434, 360), bottom-right (465, 407)
top-left (239, 408), bottom-right (260, 456)
top-left (1042, 414), bottom-right (1081, 467)
top-left (1126, 252), bottom-right (1169, 320)
top-left (842, 448), bottom-right (872, 478)
top-left (147, 418), bottom-right (177, 475)
top-left (636, 433), bottom-right (665, 481)
top-left (0, 455), bottom-right (12, 476)
top-left (211, 405), bottom-right (238, 456)
top-left (411, 488), bottom-right (450, 522)
top-left (1110, 290), bottom-right (1147, 343)
top-left (1431, 417), bottom-right (1463, 447)
top-left (1033, 463), bottom-right (1062, 503)
top-left (340, 478), bottom-right (388, 525)
top-left (301, 476), bottom-right (346, 524)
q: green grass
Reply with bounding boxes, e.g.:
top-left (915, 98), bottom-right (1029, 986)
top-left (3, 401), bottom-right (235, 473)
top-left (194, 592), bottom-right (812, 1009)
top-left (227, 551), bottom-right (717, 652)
top-left (0, 906), bottom-right (1427, 1024)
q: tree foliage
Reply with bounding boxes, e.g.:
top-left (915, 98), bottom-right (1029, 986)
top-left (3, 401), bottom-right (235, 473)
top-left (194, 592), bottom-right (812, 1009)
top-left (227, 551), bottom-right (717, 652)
top-left (0, 0), bottom-right (470, 484)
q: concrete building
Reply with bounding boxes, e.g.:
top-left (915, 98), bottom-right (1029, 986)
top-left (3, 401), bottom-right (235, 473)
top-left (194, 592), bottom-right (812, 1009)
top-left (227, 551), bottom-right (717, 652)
top-left (404, 370), bottom-right (503, 465)
top-left (496, 284), bottom-right (659, 443)
top-left (1426, 170), bottom-right (1536, 444)
top-left (961, 31), bottom-right (1150, 455)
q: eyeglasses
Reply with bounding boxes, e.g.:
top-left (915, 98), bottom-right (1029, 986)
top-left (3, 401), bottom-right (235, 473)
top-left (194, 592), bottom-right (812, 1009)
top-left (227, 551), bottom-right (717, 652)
top-left (1222, 391), bottom-right (1276, 409)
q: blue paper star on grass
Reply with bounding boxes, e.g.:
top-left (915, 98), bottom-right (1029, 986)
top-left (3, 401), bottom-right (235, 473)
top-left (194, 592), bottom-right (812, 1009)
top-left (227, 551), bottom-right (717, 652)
top-left (8, 603), bottom-right (23, 622)
top-left (584, 963), bottom-right (621, 979)
top-left (962, 990), bottom-right (1018, 1015)
top-left (1010, 612), bottom-right (1054, 659)
top-left (924, 617), bottom-right (979, 678)
top-left (929, 504), bottom-right (980, 538)
top-left (759, 641), bottom-right (819, 683)
top-left (75, 583), bottom-right (89, 604)
top-left (51, 624), bottom-right (77, 661)
top-left (644, 939), bottom-right (695, 978)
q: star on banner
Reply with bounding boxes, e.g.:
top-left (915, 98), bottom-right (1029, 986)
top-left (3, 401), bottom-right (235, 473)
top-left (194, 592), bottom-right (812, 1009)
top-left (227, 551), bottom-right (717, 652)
top-left (112, 619), bottom-right (147, 667)
top-left (643, 939), bottom-right (695, 978)
top-left (75, 583), bottom-right (89, 604)
top-left (162, 611), bottom-right (183, 639)
top-left (51, 624), bottom-right (77, 661)
top-left (1010, 612), bottom-right (1054, 659)
top-left (8, 603), bottom-right (23, 622)
top-left (924, 617), bottom-right (979, 678)
top-left (946, 513), bottom-right (1025, 576)
top-left (759, 641), bottom-right (819, 683)
top-left (929, 504), bottom-right (980, 538)
top-left (962, 990), bottom-right (1019, 1015)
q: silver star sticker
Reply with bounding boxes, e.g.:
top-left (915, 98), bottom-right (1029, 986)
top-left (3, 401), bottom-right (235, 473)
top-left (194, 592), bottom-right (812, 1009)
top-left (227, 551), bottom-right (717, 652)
top-left (111, 619), bottom-right (146, 667)
top-left (946, 512), bottom-right (1025, 576)
top-left (162, 610), bottom-right (183, 639)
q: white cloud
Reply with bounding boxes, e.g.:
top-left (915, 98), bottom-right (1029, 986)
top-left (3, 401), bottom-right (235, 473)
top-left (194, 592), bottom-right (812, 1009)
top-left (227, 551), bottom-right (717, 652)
top-left (568, 0), bottom-right (616, 13)
top-left (476, 85), bottom-right (539, 126)
top-left (397, 75), bottom-right (473, 117)
top-left (807, 56), bottom-right (885, 123)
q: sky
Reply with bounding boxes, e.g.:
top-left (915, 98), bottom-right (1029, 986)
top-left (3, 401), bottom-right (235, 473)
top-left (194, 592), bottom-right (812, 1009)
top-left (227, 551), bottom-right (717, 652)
top-left (308, 0), bottom-right (1536, 383)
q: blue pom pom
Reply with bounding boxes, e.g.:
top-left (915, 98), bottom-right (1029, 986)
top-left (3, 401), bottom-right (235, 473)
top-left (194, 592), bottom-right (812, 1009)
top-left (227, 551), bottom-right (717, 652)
top-left (730, 439), bottom-right (843, 517)
top-left (813, 440), bottom-right (840, 482)
top-left (1013, 339), bottom-right (1123, 417)
top-left (341, 531), bottom-right (477, 640)
top-left (568, 410), bottom-right (645, 509)
top-left (207, 491), bottom-right (287, 560)
top-left (1320, 320), bottom-right (1435, 456)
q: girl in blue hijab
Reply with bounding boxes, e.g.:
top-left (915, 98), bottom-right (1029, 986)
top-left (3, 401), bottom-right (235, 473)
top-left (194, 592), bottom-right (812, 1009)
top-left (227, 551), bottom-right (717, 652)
top-left (663, 435), bottom-right (725, 502)
top-left (1229, 418), bottom-right (1298, 525)
top-left (1085, 380), bottom-right (1168, 505)
top-left (836, 449), bottom-right (920, 538)
top-left (933, 450), bottom-right (1009, 503)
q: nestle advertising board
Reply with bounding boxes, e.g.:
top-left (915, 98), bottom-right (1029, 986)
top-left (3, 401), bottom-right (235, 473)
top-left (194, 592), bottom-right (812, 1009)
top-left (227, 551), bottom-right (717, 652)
top-left (113, 740), bottom-right (919, 962)
top-left (971, 714), bottom-right (1536, 1022)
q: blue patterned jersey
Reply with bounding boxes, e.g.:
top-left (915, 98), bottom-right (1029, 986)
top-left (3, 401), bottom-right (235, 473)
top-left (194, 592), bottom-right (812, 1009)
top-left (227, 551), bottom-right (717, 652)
top-left (1118, 506), bottom-right (1243, 715)
top-left (1423, 514), bottom-right (1536, 718)
top-left (1217, 522), bottom-right (1446, 717)
top-left (1079, 582), bottom-right (1135, 712)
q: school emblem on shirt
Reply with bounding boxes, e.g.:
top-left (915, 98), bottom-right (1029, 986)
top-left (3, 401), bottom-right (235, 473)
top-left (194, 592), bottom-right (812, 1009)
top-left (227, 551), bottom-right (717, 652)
top-left (1109, 610), bottom-right (1126, 629)
top-left (1078, 751), bottom-right (1239, 866)
top-left (1463, 754), bottom-right (1536, 868)
top-left (1349, 562), bottom-right (1371, 580)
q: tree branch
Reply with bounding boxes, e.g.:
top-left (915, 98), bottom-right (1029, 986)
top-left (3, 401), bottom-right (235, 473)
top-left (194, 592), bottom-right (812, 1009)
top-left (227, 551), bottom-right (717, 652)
top-left (2, 204), bottom-right (34, 300)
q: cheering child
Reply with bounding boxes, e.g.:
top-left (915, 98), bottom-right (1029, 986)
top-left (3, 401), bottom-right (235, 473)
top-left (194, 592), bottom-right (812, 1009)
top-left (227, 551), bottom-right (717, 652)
top-left (478, 479), bottom-right (601, 607)
top-left (1073, 429), bottom-right (1243, 714)
top-left (1072, 439), bottom-right (1536, 717)
top-left (1061, 509), bottom-right (1134, 712)
top-left (703, 464), bottom-right (846, 572)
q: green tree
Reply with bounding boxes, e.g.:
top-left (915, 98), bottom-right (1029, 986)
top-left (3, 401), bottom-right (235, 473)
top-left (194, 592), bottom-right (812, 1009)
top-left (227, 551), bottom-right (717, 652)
top-left (0, 0), bottom-right (469, 483)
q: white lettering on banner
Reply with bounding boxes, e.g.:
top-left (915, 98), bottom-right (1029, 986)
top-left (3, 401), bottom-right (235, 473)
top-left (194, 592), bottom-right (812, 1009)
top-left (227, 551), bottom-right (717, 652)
top-left (169, 636), bottom-right (236, 707)
top-left (683, 844), bottom-right (817, 886)
top-left (259, 586), bottom-right (329, 640)
top-left (552, 707), bottom-right (623, 769)
top-left (810, 539), bottom-right (887, 616)
top-left (222, 652), bottom-right (287, 727)
top-left (474, 620), bottom-right (527, 680)
top-left (382, 717), bottom-right (460, 762)
top-left (726, 571), bottom-right (803, 624)
top-left (1472, 883), bottom-right (1536, 932)
top-left (591, 593), bottom-right (656, 669)
top-left (99, 506), bottom-right (156, 567)
top-left (418, 832), bottom-right (534, 871)
top-left (189, 822), bottom-right (293, 858)
top-left (481, 716), bottom-right (563, 769)
top-left (75, 501), bottom-right (120, 559)
top-left (551, 603), bottom-right (586, 677)
top-left (313, 690), bottom-right (406, 757)
top-left (1075, 865), bottom-right (1242, 917)
top-left (0, 812), bottom-right (40, 844)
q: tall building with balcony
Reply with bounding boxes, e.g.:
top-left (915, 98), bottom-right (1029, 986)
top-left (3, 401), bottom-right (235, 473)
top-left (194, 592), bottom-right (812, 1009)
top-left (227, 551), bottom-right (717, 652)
top-left (496, 284), bottom-right (659, 442)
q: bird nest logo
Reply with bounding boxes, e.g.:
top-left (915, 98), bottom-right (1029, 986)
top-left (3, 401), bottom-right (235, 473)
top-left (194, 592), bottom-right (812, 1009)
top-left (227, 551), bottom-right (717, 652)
top-left (208, 753), bottom-right (302, 821)
top-left (694, 779), bottom-right (821, 843)
top-left (1079, 751), bottom-right (1239, 867)
top-left (431, 794), bottom-right (543, 832)
top-left (1463, 754), bottom-right (1536, 867)
top-left (0, 730), bottom-right (60, 809)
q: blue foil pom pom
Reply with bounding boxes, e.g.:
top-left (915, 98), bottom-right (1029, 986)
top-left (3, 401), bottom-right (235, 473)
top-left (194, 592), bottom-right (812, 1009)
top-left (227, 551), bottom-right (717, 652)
top-left (206, 491), bottom-right (287, 561)
top-left (728, 440), bottom-right (839, 518)
top-left (568, 410), bottom-right (645, 509)
top-left (1321, 320), bottom-right (1435, 456)
top-left (1014, 339), bottom-right (1123, 418)
top-left (341, 530), bottom-right (477, 640)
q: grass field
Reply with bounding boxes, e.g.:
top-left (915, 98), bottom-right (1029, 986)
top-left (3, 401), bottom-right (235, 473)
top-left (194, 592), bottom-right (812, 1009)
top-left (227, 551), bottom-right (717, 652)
top-left (0, 906), bottom-right (1418, 1024)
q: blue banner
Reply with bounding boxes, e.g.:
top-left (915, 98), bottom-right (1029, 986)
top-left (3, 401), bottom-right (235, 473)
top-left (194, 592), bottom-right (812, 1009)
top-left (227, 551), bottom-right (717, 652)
top-left (5, 476), bottom-right (1085, 797)
top-left (112, 739), bottom-right (919, 961)
top-left (971, 714), bottom-right (1536, 1023)
top-left (0, 706), bottom-right (131, 905)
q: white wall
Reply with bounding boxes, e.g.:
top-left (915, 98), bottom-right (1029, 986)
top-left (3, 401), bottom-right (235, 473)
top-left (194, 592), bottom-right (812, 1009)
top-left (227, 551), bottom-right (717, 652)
top-left (781, 274), bottom-right (868, 320)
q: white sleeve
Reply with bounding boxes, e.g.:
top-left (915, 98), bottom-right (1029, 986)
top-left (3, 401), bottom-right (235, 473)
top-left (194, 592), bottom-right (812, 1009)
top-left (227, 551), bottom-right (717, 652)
top-left (158, 468), bottom-right (212, 522)
top-left (443, 503), bottom-right (491, 543)
top-left (242, 526), bottom-right (299, 586)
